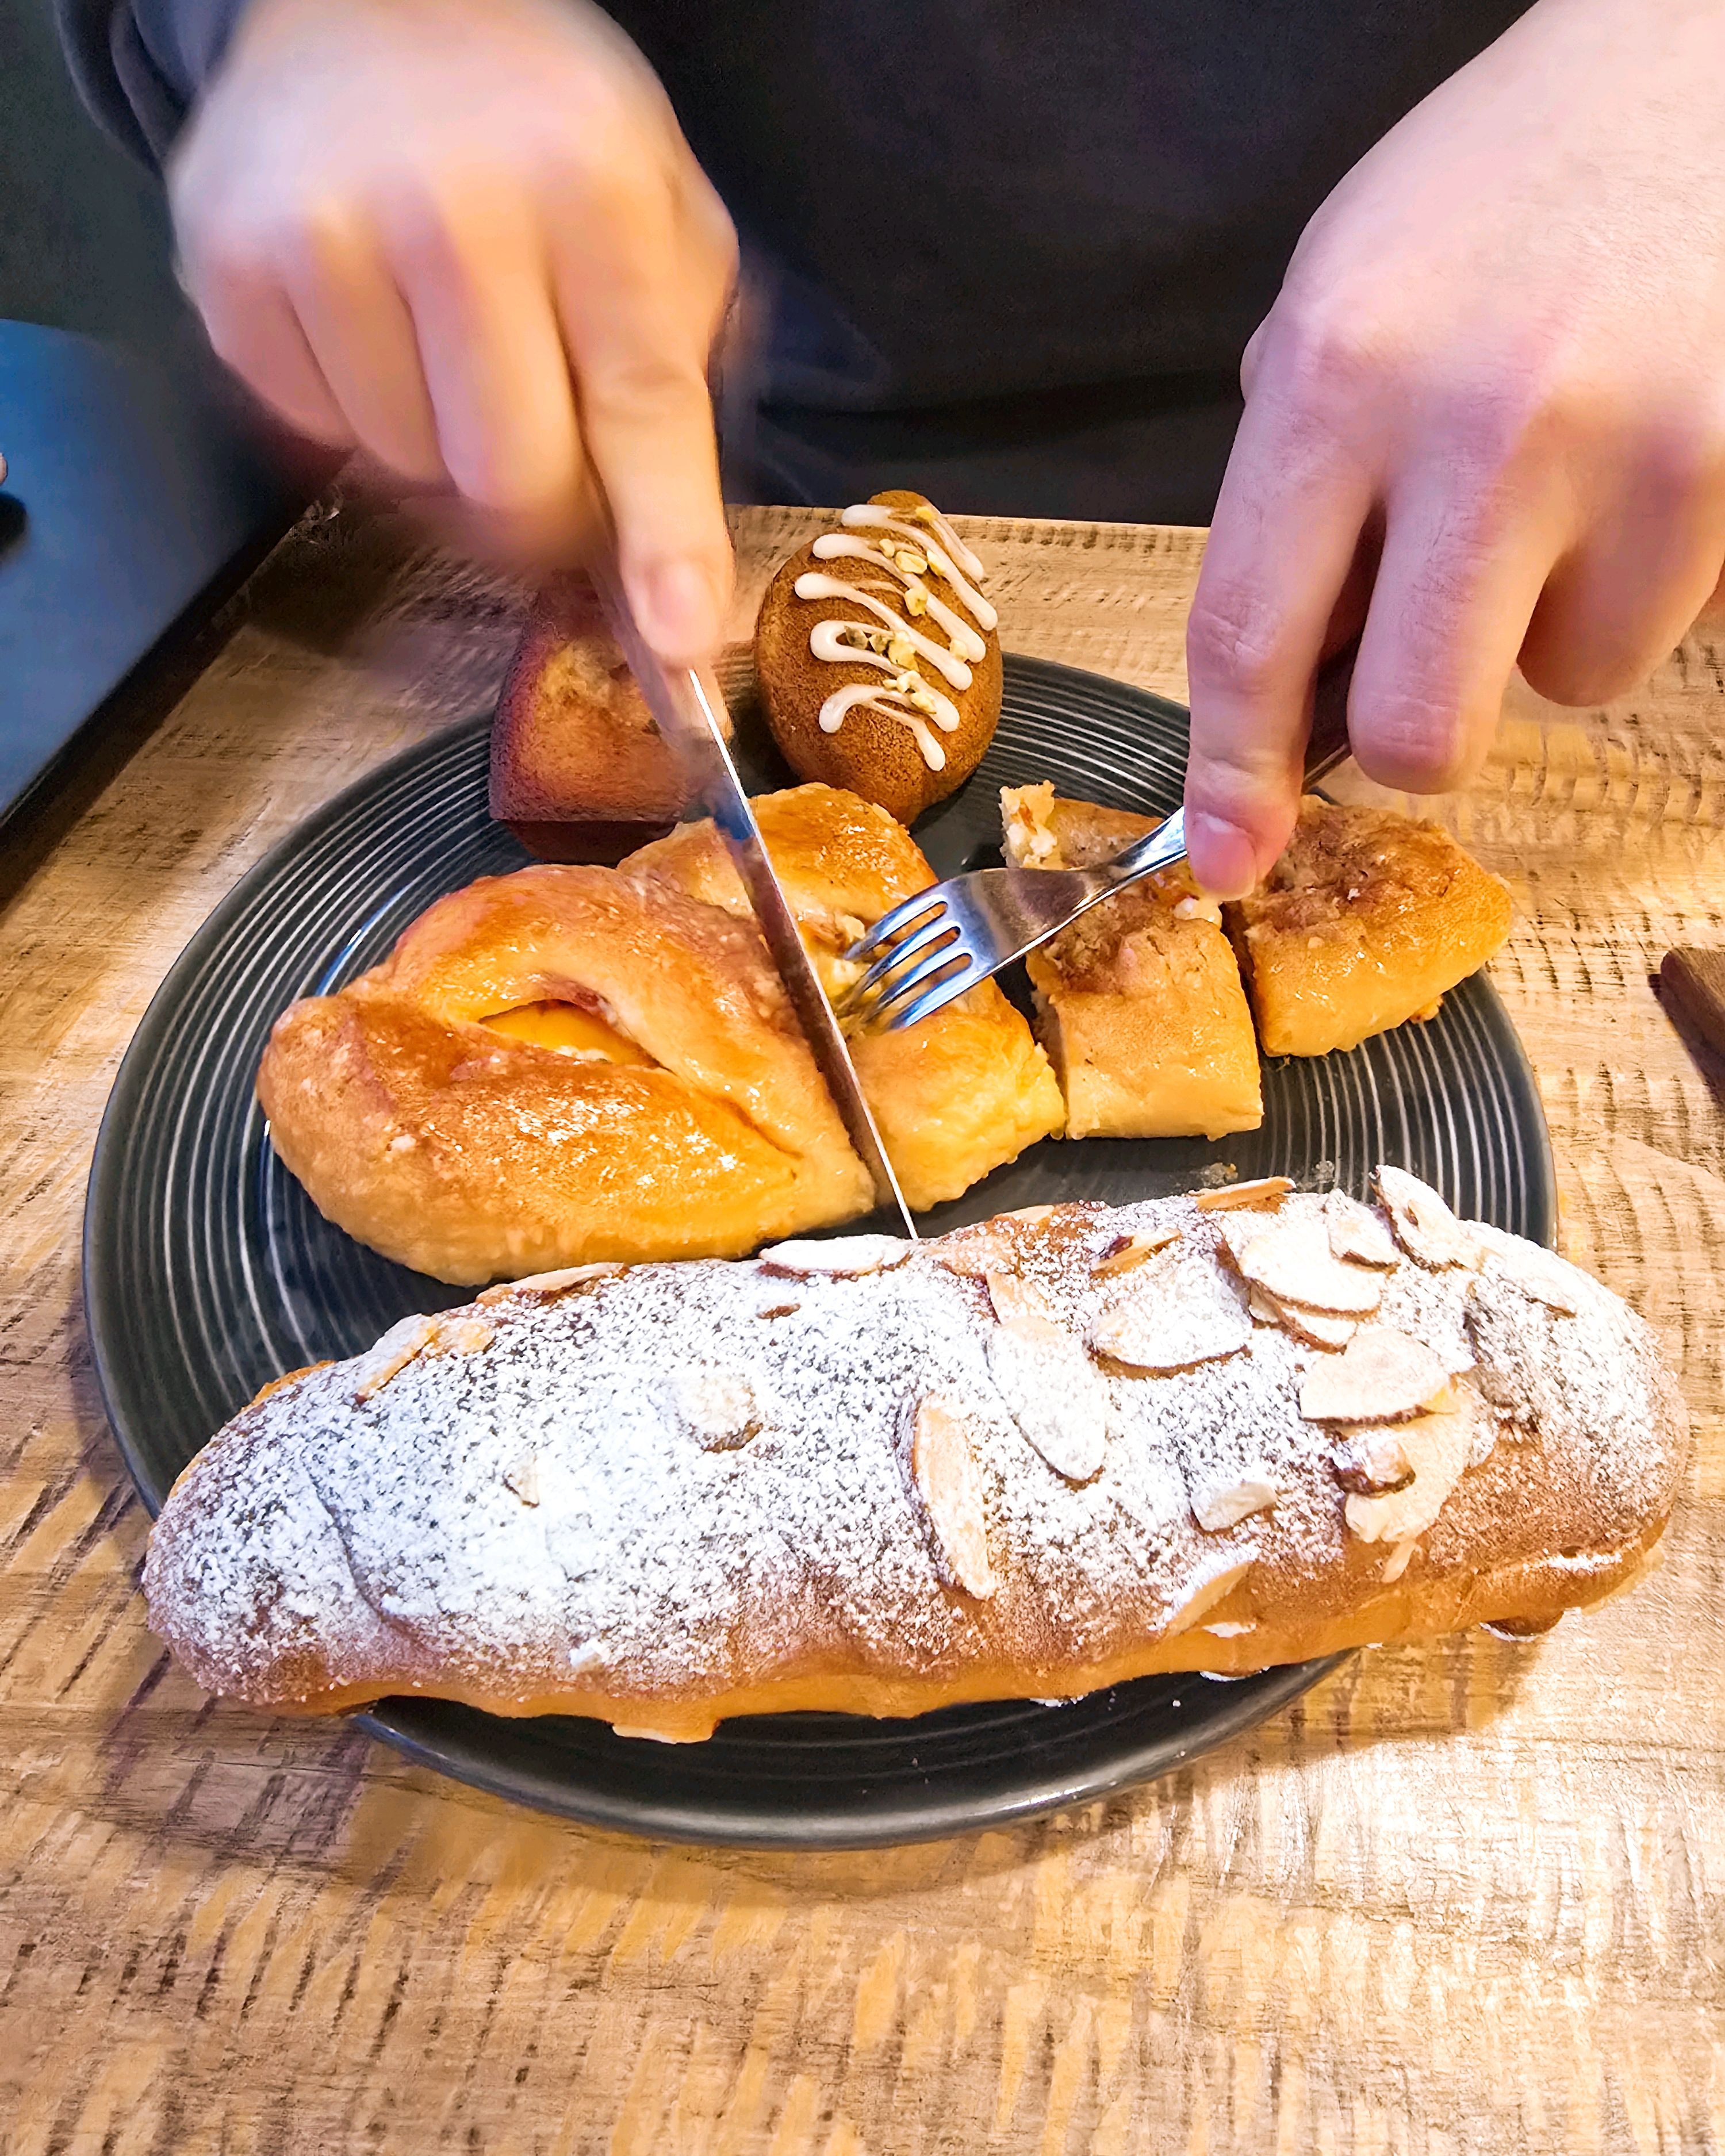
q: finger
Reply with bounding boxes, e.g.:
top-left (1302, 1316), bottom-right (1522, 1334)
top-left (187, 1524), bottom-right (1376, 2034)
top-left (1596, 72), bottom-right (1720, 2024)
top-left (277, 206), bottom-right (447, 487)
top-left (388, 180), bottom-right (586, 532)
top-left (550, 171), bottom-right (734, 666)
top-left (1347, 458), bottom-right (1563, 794)
top-left (1519, 458), bottom-right (1725, 704)
top-left (1183, 381), bottom-right (1377, 897)
top-left (181, 252), bottom-right (355, 449)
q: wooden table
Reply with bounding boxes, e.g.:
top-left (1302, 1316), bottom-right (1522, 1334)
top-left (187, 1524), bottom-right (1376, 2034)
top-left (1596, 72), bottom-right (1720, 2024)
top-left (3, 499), bottom-right (1721, 2155)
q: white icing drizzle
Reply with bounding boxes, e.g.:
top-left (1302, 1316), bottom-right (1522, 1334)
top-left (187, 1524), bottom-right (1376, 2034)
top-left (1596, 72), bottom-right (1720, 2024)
top-left (795, 501), bottom-right (994, 771)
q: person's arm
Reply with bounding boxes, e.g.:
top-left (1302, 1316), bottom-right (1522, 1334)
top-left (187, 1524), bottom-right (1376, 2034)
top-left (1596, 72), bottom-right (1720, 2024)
top-left (59, 0), bottom-right (735, 666)
top-left (1182, 0), bottom-right (1725, 898)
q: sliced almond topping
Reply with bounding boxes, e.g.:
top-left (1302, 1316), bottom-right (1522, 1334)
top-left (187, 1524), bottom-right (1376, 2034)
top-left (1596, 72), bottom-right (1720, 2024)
top-left (1194, 1176), bottom-right (1294, 1214)
top-left (1343, 1390), bottom-right (1479, 1547)
top-left (1089, 1253), bottom-right (1252, 1372)
top-left (986, 1315), bottom-right (1110, 1483)
top-left (911, 1394), bottom-right (996, 1598)
top-left (427, 1314), bottom-right (493, 1356)
top-left (1331, 1425), bottom-right (1416, 1494)
top-left (352, 1314), bottom-right (438, 1401)
top-left (1092, 1227), bottom-right (1181, 1276)
top-left (1381, 1538), bottom-right (1419, 1584)
top-left (1165, 1552), bottom-right (1258, 1636)
top-left (1374, 1165), bottom-right (1482, 1270)
top-left (986, 1271), bottom-right (1056, 1328)
top-left (1229, 1213), bottom-right (1385, 1317)
top-left (503, 1452), bottom-right (541, 1507)
top-left (1249, 1286), bottom-right (1358, 1349)
top-left (1003, 1204), bottom-right (1059, 1226)
top-left (931, 1226), bottom-right (1019, 1279)
top-left (1324, 1188), bottom-right (1400, 1269)
top-left (674, 1366), bottom-right (762, 1451)
top-left (1489, 1241), bottom-right (1582, 1315)
top-left (1191, 1471), bottom-right (1279, 1532)
top-left (1300, 1325), bottom-right (1450, 1424)
top-left (477, 1262), bottom-right (624, 1306)
top-left (759, 1234), bottom-right (911, 1279)
top-left (1202, 1620), bottom-right (1258, 1638)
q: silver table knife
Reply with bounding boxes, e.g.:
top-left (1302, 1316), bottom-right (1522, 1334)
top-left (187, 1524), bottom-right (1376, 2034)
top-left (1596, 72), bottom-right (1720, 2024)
top-left (589, 554), bottom-right (919, 1240)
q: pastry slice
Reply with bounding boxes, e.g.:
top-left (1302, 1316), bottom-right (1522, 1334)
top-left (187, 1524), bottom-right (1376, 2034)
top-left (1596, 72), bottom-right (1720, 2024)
top-left (1000, 784), bottom-right (1262, 1140)
top-left (627, 783), bottom-right (1065, 1209)
top-left (1224, 796), bottom-right (1513, 1056)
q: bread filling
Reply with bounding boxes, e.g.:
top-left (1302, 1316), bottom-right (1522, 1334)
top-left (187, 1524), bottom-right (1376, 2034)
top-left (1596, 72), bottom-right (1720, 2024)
top-left (482, 999), bottom-right (656, 1065)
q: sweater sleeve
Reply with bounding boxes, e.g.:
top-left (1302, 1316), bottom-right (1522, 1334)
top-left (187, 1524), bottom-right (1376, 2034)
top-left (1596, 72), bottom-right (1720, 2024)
top-left (54, 0), bottom-right (250, 163)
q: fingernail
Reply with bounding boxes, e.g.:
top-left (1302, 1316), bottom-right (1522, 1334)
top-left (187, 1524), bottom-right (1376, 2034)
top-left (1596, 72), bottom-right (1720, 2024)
top-left (1184, 811), bottom-right (1261, 901)
top-left (638, 558), bottom-right (722, 663)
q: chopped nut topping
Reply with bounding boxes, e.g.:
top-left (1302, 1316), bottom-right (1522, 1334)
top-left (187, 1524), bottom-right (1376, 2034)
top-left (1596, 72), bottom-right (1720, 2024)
top-left (674, 1367), bottom-right (762, 1451)
top-left (1249, 1286), bottom-right (1358, 1349)
top-left (1190, 1471), bottom-right (1279, 1532)
top-left (1489, 1242), bottom-right (1582, 1314)
top-left (1300, 1325), bottom-right (1450, 1424)
top-left (759, 1234), bottom-right (911, 1278)
top-left (987, 1314), bottom-right (1110, 1483)
top-left (1165, 1553), bottom-right (1258, 1636)
top-left (986, 1271), bottom-right (1055, 1327)
top-left (352, 1314), bottom-right (439, 1401)
top-left (1090, 1252), bottom-right (1252, 1371)
top-left (1343, 1390), bottom-right (1480, 1547)
top-left (503, 1453), bottom-right (541, 1507)
top-left (910, 1393), bottom-right (996, 1597)
top-left (1331, 1425), bottom-right (1416, 1494)
top-left (478, 1263), bottom-right (623, 1305)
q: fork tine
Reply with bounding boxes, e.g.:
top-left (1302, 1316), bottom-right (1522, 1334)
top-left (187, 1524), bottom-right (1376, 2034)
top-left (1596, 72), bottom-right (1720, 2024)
top-left (875, 964), bottom-right (982, 1032)
top-left (840, 916), bottom-right (962, 1015)
top-left (845, 888), bottom-right (949, 967)
top-left (855, 939), bottom-right (976, 1029)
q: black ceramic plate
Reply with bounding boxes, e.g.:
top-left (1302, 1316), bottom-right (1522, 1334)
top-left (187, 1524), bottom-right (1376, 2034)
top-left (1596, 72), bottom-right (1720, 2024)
top-left (86, 654), bottom-right (1554, 1848)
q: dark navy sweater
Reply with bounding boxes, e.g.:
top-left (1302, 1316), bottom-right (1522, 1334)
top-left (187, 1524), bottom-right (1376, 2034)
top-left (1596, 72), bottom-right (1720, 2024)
top-left (57, 0), bottom-right (1531, 519)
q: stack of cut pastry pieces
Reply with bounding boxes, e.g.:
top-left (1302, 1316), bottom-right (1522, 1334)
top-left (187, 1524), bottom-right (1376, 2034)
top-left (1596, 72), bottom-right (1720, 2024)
top-left (1000, 781), bottom-right (1513, 1141)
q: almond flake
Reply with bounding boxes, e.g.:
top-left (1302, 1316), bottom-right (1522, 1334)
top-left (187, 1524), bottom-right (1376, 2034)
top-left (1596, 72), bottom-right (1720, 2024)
top-left (1248, 1286), bottom-right (1358, 1349)
top-left (1092, 1227), bottom-right (1182, 1276)
top-left (1489, 1241), bottom-right (1582, 1315)
top-left (910, 1394), bottom-right (996, 1598)
top-left (1202, 1620), bottom-right (1258, 1638)
top-left (503, 1453), bottom-right (541, 1507)
top-left (427, 1315), bottom-right (493, 1357)
top-left (673, 1366), bottom-right (761, 1451)
top-left (1165, 1551), bottom-right (1258, 1636)
top-left (1193, 1176), bottom-right (1294, 1214)
top-left (1331, 1425), bottom-right (1416, 1494)
top-left (986, 1315), bottom-right (1110, 1482)
top-left (478, 1263), bottom-right (624, 1306)
top-left (1190, 1471), bottom-right (1279, 1532)
top-left (1343, 1391), bottom-right (1479, 1547)
top-left (1089, 1251), bottom-right (1252, 1372)
top-left (1299, 1325), bottom-right (1450, 1424)
top-left (759, 1234), bottom-right (911, 1279)
top-left (1003, 1204), bottom-right (1058, 1226)
top-left (352, 1314), bottom-right (438, 1401)
top-left (1228, 1213), bottom-right (1385, 1317)
top-left (1374, 1165), bottom-right (1482, 1269)
top-left (986, 1271), bottom-right (1055, 1328)
top-left (931, 1226), bottom-right (1019, 1278)
top-left (1324, 1188), bottom-right (1400, 1269)
top-left (1381, 1538), bottom-right (1419, 1583)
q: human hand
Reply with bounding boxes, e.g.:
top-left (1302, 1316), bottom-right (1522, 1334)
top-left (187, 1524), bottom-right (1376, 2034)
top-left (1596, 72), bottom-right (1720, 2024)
top-left (1183, 0), bottom-right (1725, 897)
top-left (170, 0), bottom-right (737, 664)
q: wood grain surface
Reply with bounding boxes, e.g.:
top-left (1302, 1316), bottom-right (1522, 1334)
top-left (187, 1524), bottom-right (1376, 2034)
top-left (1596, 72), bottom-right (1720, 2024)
top-left (2, 498), bottom-right (1722, 2155)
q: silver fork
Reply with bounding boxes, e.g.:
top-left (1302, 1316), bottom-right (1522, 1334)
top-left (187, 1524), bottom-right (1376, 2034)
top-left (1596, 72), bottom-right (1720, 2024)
top-left (839, 649), bottom-right (1358, 1033)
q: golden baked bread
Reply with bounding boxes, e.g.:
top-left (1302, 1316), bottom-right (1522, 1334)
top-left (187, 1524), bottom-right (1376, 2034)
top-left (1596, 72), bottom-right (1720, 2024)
top-left (1225, 796), bottom-right (1513, 1056)
top-left (256, 864), bottom-right (873, 1283)
top-left (627, 783), bottom-right (1065, 1209)
top-left (1001, 784), bottom-right (1263, 1140)
top-left (490, 572), bottom-right (726, 862)
top-left (143, 1172), bottom-right (1688, 1738)
top-left (754, 490), bottom-right (1002, 822)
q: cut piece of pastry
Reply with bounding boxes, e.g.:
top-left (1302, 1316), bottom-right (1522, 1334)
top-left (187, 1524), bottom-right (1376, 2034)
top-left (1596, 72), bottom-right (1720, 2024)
top-left (754, 491), bottom-right (1002, 823)
top-left (627, 783), bottom-right (1064, 1210)
top-left (1224, 796), bottom-right (1513, 1057)
top-left (1000, 784), bottom-right (1262, 1140)
top-left (144, 1173), bottom-right (1688, 1739)
top-left (488, 573), bottom-right (730, 862)
top-left (256, 864), bottom-right (874, 1283)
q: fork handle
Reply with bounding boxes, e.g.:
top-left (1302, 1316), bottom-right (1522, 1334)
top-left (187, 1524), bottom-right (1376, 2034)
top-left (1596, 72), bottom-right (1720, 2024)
top-left (1101, 644), bottom-right (1359, 891)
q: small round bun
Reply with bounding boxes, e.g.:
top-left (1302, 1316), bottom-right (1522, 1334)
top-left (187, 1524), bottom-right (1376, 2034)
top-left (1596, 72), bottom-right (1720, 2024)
top-left (755, 490), bottom-right (1002, 823)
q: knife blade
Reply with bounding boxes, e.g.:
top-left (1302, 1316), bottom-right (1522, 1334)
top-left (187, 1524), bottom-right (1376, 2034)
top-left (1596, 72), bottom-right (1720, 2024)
top-left (588, 553), bottom-right (919, 1240)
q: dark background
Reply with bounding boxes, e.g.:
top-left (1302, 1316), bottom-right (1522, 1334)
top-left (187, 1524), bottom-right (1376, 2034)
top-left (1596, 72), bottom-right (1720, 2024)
top-left (2, 0), bottom-right (186, 354)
